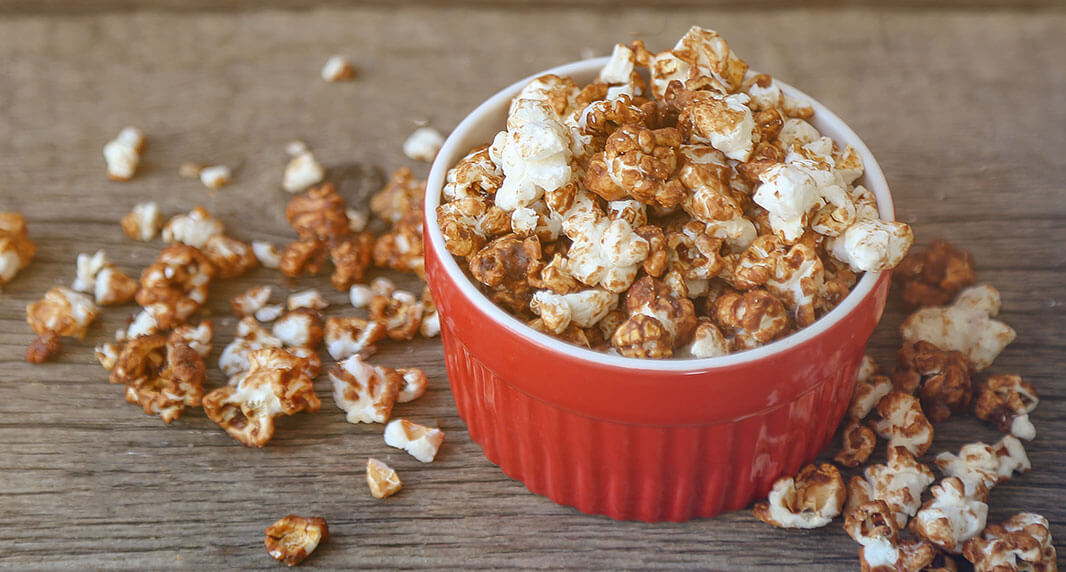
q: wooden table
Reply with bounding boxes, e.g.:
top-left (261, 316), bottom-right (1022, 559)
top-left (1, 2), bottom-right (1063, 569)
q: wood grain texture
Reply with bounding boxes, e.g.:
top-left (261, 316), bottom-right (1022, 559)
top-left (0, 5), bottom-right (1063, 570)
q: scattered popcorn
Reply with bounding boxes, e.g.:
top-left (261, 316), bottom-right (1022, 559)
top-left (264, 515), bottom-right (328, 566)
top-left (120, 202), bottom-right (163, 242)
top-left (161, 206), bottom-right (225, 249)
top-left (934, 436), bottom-right (1031, 498)
top-left (962, 513), bottom-right (1056, 572)
top-left (218, 317), bottom-right (284, 377)
top-left (753, 463), bottom-right (846, 529)
top-left (329, 354), bottom-right (401, 424)
top-left (109, 334), bottom-right (206, 423)
top-left (283, 151), bottom-right (325, 193)
top-left (366, 458), bottom-right (403, 499)
top-left (324, 317), bottom-right (386, 360)
top-left (871, 392), bottom-right (934, 457)
top-left (285, 183), bottom-right (351, 243)
top-left (419, 287), bottom-right (440, 338)
top-left (71, 249), bottom-right (138, 306)
top-left (0, 212), bottom-right (35, 285)
top-left (893, 340), bottom-right (973, 423)
top-left (288, 288), bottom-right (329, 311)
top-left (900, 284), bottom-right (1015, 371)
top-left (272, 309), bottom-right (324, 349)
top-left (844, 500), bottom-right (938, 572)
top-left (280, 240), bottom-right (327, 277)
top-left (231, 285), bottom-right (272, 318)
top-left (894, 240), bottom-right (976, 309)
top-left (396, 367), bottom-right (428, 403)
top-left (349, 284), bottom-right (374, 308)
top-left (384, 418), bottom-right (445, 463)
top-left (169, 320), bottom-right (213, 358)
top-left (849, 373), bottom-right (893, 421)
top-left (321, 55), bottom-right (355, 82)
top-left (203, 348), bottom-right (321, 447)
top-left (833, 417), bottom-right (876, 468)
top-left (329, 232), bottom-right (375, 290)
top-left (846, 445), bottom-right (935, 529)
top-left (135, 244), bottom-right (214, 329)
top-left (255, 304), bottom-right (284, 323)
top-left (251, 240), bottom-right (281, 269)
top-left (94, 340), bottom-right (119, 370)
top-left (121, 308), bottom-right (159, 340)
top-left (25, 331), bottom-right (61, 363)
top-left (26, 286), bottom-right (98, 341)
top-left (974, 374), bottom-right (1039, 440)
top-left (403, 126), bottom-right (445, 162)
top-left (103, 126), bottom-right (145, 180)
top-left (369, 289), bottom-right (424, 341)
top-left (909, 477), bottom-right (988, 554)
top-left (198, 165), bottom-right (231, 189)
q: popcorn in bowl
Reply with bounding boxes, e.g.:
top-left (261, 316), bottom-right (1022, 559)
top-left (432, 25), bottom-right (913, 359)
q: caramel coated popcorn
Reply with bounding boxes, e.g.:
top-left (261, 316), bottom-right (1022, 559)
top-left (0, 212), bottom-right (35, 285)
top-left (436, 26), bottom-right (912, 358)
top-left (752, 463), bottom-right (846, 529)
top-left (265, 514), bottom-right (328, 566)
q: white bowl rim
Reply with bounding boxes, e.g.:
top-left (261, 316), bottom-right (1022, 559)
top-left (425, 56), bottom-right (894, 373)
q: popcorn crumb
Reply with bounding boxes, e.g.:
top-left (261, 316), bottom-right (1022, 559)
top-left (321, 55), bottom-right (356, 82)
top-left (251, 240), bottom-right (281, 269)
top-left (161, 206), bottom-right (224, 249)
top-left (254, 304), bottom-right (284, 323)
top-left (396, 368), bottom-right (428, 403)
top-left (366, 458), bottom-right (402, 499)
top-left (198, 165), bottom-right (231, 189)
top-left (231, 285), bottom-right (272, 318)
top-left (288, 289), bottom-right (329, 311)
top-left (283, 152), bottom-right (325, 193)
top-left (26, 286), bottom-right (99, 340)
top-left (264, 515), bottom-right (328, 566)
top-left (103, 126), bottom-right (145, 181)
top-left (384, 418), bottom-right (445, 463)
top-left (345, 208), bottom-right (369, 232)
top-left (403, 127), bottom-right (446, 162)
top-left (121, 202), bottom-right (163, 242)
top-left (285, 140), bottom-right (309, 157)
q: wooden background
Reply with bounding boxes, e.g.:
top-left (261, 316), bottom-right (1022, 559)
top-left (0, 2), bottom-right (1063, 570)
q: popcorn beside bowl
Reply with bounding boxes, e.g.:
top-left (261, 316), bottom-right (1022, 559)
top-left (424, 57), bottom-right (894, 522)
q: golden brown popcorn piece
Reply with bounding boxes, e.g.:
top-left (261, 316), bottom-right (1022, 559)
top-left (202, 235), bottom-right (258, 279)
top-left (834, 417), bottom-right (876, 468)
top-left (369, 290), bottom-right (424, 341)
top-left (109, 335), bottom-right (206, 424)
top-left (284, 182), bottom-right (350, 243)
top-left (329, 354), bottom-right (402, 424)
top-left (0, 212), bottom-right (36, 285)
top-left (120, 202), bottom-right (163, 242)
top-left (202, 348), bottom-right (321, 447)
top-left (371, 167), bottom-right (425, 225)
top-left (753, 463), bottom-right (846, 529)
top-left (610, 313), bottom-right (672, 358)
top-left (442, 144), bottom-right (503, 201)
top-left (872, 392), bottom-right (935, 457)
top-left (847, 445), bottom-right (936, 529)
top-left (25, 331), bottom-right (61, 363)
top-left (634, 225), bottom-right (669, 277)
top-left (280, 239), bottom-right (328, 277)
top-left (135, 244), bottom-right (214, 330)
top-left (372, 220), bottom-right (425, 278)
top-left (26, 286), bottom-right (99, 340)
top-left (577, 95), bottom-right (645, 141)
top-left (900, 284), bottom-right (1014, 372)
top-left (584, 124), bottom-right (686, 208)
top-left (467, 234), bottom-right (541, 291)
top-left (666, 222), bottom-right (726, 282)
top-left (231, 285), bottom-right (272, 318)
top-left (844, 499), bottom-right (938, 572)
top-left (713, 288), bottom-right (791, 350)
top-left (329, 232), bottom-right (374, 290)
top-left (893, 341), bottom-right (973, 423)
top-left (366, 458), bottom-right (402, 499)
top-left (625, 275), bottom-right (697, 343)
top-left (909, 477), bottom-right (989, 554)
top-left (264, 515), bottom-right (328, 566)
top-left (272, 309), bottom-right (324, 349)
top-left (850, 374), bottom-right (893, 421)
top-left (530, 253), bottom-right (582, 294)
top-left (436, 197), bottom-right (511, 257)
top-left (962, 513), bottom-right (1055, 572)
top-left (973, 374), bottom-right (1038, 439)
top-left (894, 240), bottom-right (976, 310)
top-left (168, 320), bottom-right (213, 358)
top-left (324, 317), bottom-right (386, 360)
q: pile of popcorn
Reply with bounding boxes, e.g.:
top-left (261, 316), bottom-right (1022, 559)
top-left (751, 240), bottom-right (1056, 572)
top-left (437, 26), bottom-right (914, 359)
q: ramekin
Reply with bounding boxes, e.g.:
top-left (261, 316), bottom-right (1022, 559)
top-left (424, 57), bottom-right (893, 522)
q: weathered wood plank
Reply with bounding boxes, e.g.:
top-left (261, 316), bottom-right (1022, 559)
top-left (0, 5), bottom-right (1063, 570)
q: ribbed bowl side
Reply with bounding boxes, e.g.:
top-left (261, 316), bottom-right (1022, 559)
top-left (441, 322), bottom-right (858, 523)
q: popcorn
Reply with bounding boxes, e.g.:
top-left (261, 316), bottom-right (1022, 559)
top-left (900, 284), bottom-right (1016, 371)
top-left (371, 167), bottom-right (425, 225)
top-left (103, 126), bottom-right (145, 180)
top-left (973, 374), bottom-right (1038, 439)
top-left (650, 26), bottom-right (748, 98)
top-left (109, 334), bottom-right (206, 423)
top-left (752, 463), bottom-right (846, 529)
top-left (584, 122), bottom-right (686, 208)
top-left (321, 54), bottom-right (355, 82)
top-left (135, 244), bottom-right (214, 329)
top-left (122, 308), bottom-right (159, 340)
top-left (490, 98), bottom-right (572, 212)
top-left (369, 289), bottom-right (424, 341)
top-left (681, 318), bottom-right (729, 358)
top-left (827, 216), bottom-right (914, 273)
top-left (288, 288), bottom-right (329, 311)
top-left (251, 240), bottom-right (281, 269)
top-left (202, 235), bottom-right (258, 279)
top-left (611, 276), bottom-right (697, 358)
top-left (396, 368), bottom-right (428, 403)
top-left (894, 241), bottom-right (977, 310)
top-left (345, 208), bottom-right (369, 233)
top-left (255, 305), bottom-right (284, 323)
top-left (563, 205), bottom-right (650, 293)
top-left (403, 126), bottom-right (445, 162)
top-left (26, 286), bottom-right (98, 340)
top-left (846, 445), bottom-right (936, 529)
top-left (599, 44), bottom-right (638, 85)
top-left (280, 239), bottom-right (327, 277)
top-left (962, 513), bottom-right (1055, 572)
top-left (366, 458), bottom-right (402, 499)
top-left (384, 418), bottom-right (445, 463)
top-left (283, 151), bottom-right (325, 193)
top-left (669, 88), bottom-right (755, 161)
top-left (530, 288), bottom-right (617, 334)
top-left (25, 331), bottom-right (61, 363)
top-left (752, 163), bottom-right (820, 243)
top-left (264, 515), bottom-right (328, 566)
top-left (844, 500), bottom-right (938, 572)
top-left (871, 392), bottom-right (934, 457)
top-left (712, 289), bottom-right (791, 351)
top-left (272, 310), bottom-right (324, 349)
top-left (0, 212), bottom-right (35, 285)
top-left (218, 317), bottom-right (284, 378)
top-left (349, 284), bottom-right (374, 308)
top-left (169, 320), bottom-right (213, 357)
top-left (71, 250), bottom-right (138, 306)
top-left (834, 417), bottom-right (876, 468)
top-left (419, 287), bottom-right (440, 338)
top-left (324, 317), bottom-right (386, 360)
top-left (849, 355), bottom-right (893, 421)
top-left (909, 477), bottom-right (988, 554)
top-left (442, 145), bottom-right (504, 202)
top-left (161, 206), bottom-right (224, 249)
top-left (329, 354), bottom-right (401, 424)
top-left (893, 340), bottom-right (973, 423)
top-left (198, 165), bottom-right (231, 189)
top-left (437, 197), bottom-right (511, 257)
top-left (934, 436), bottom-right (1031, 498)
top-left (328, 234), bottom-right (375, 291)
top-left (231, 285), bottom-right (272, 318)
top-left (286, 183), bottom-right (350, 243)
top-left (467, 234), bottom-right (541, 312)
top-left (203, 348), bottom-right (321, 447)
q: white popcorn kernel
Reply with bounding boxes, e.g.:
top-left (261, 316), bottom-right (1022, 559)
top-left (492, 99), bottom-right (573, 212)
top-left (232, 285), bottom-right (272, 318)
top-left (218, 318), bottom-right (284, 378)
top-left (321, 55), bottom-right (356, 82)
top-left (848, 446), bottom-right (936, 528)
top-left (349, 284), bottom-right (374, 308)
top-left (753, 163), bottom-right (820, 243)
top-left (324, 317), bottom-right (384, 360)
top-left (254, 304), bottom-right (284, 323)
top-left (251, 240), bottom-right (281, 269)
top-left (272, 311), bottom-right (319, 348)
top-left (283, 151), bottom-right (325, 193)
top-left (72, 250), bottom-right (108, 294)
top-left (161, 206), bottom-right (224, 249)
top-left (688, 93), bottom-right (755, 162)
top-left (330, 354), bottom-right (400, 424)
top-left (684, 320), bottom-right (729, 358)
top-left (345, 208), bottom-right (369, 232)
top-left (828, 218), bottom-right (914, 273)
top-left (599, 43), bottom-right (636, 84)
top-left (901, 284), bottom-right (1015, 371)
top-left (1011, 414), bottom-right (1036, 441)
top-left (911, 478), bottom-right (988, 553)
top-left (121, 202), bottom-right (163, 241)
top-left (396, 368), bottom-right (428, 403)
top-left (287, 289), bottom-right (328, 311)
top-left (777, 118), bottom-right (821, 150)
top-left (384, 419), bottom-right (444, 463)
top-left (198, 165), bottom-right (231, 189)
top-left (103, 127), bottom-right (144, 181)
top-left (403, 127), bottom-right (445, 163)
top-left (122, 309), bottom-right (159, 340)
top-left (530, 289), bottom-right (617, 334)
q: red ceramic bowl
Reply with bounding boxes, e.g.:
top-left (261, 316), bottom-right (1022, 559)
top-left (424, 58), bottom-right (893, 522)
